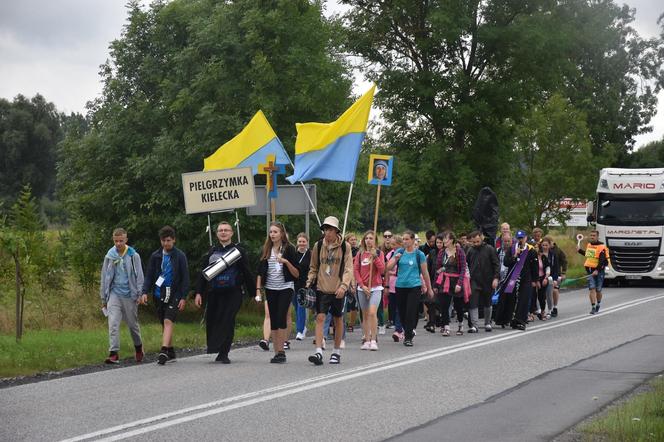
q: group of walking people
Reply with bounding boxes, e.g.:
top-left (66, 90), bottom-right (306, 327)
top-left (100, 216), bottom-right (609, 366)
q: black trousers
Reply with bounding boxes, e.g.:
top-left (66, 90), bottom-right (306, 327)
top-left (514, 282), bottom-right (532, 325)
top-left (266, 288), bottom-right (293, 330)
top-left (439, 293), bottom-right (465, 326)
top-left (396, 286), bottom-right (421, 341)
top-left (206, 287), bottom-right (243, 356)
top-left (495, 281), bottom-right (531, 326)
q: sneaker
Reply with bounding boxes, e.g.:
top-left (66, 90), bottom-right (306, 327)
top-left (441, 326), bottom-right (450, 337)
top-left (595, 304), bottom-right (601, 313)
top-left (468, 326), bottom-right (478, 333)
top-left (157, 352), bottom-right (168, 365)
top-left (215, 353), bottom-right (231, 364)
top-left (590, 307), bottom-right (596, 315)
top-left (369, 340), bottom-right (378, 351)
top-left (259, 339), bottom-right (270, 351)
top-left (105, 352), bottom-right (119, 364)
top-left (485, 324), bottom-right (492, 332)
top-left (135, 345), bottom-right (144, 363)
top-left (167, 348), bottom-right (176, 362)
top-left (412, 329), bottom-right (417, 336)
top-left (308, 352), bottom-right (323, 366)
top-left (403, 340), bottom-right (413, 347)
top-left (270, 352), bottom-right (286, 364)
top-left (386, 321), bottom-right (394, 329)
top-left (329, 353), bottom-right (341, 364)
top-left (361, 341), bottom-right (371, 350)
top-left (295, 332), bottom-right (305, 341)
top-left (283, 341), bottom-right (290, 350)
top-left (378, 326), bottom-right (386, 335)
top-left (551, 307), bottom-right (558, 317)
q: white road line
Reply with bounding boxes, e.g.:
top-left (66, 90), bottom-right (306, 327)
top-left (61, 293), bottom-right (664, 442)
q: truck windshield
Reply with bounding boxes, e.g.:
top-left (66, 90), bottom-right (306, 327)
top-left (597, 197), bottom-right (664, 226)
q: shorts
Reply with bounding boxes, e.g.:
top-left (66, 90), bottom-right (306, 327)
top-left (357, 287), bottom-right (382, 310)
top-left (588, 270), bottom-right (605, 291)
top-left (156, 297), bottom-right (178, 324)
top-left (316, 291), bottom-right (345, 318)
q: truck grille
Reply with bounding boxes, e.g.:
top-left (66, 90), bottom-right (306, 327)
top-left (609, 247), bottom-right (659, 273)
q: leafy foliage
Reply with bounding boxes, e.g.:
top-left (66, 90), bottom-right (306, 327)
top-left (0, 95), bottom-right (62, 205)
top-left (58, 0), bottom-right (354, 270)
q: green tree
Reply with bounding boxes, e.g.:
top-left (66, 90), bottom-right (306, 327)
top-left (0, 186), bottom-right (45, 341)
top-left (500, 95), bottom-right (600, 229)
top-left (625, 138), bottom-right (664, 167)
top-left (340, 0), bottom-right (663, 229)
top-left (0, 95), bottom-right (62, 204)
top-left (58, 0), bottom-right (354, 269)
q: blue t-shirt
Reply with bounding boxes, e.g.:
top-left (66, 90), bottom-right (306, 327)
top-left (110, 253), bottom-right (131, 298)
top-left (395, 248), bottom-right (426, 288)
top-left (154, 252), bottom-right (173, 299)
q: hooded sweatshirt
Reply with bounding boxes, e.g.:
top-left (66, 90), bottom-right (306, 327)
top-left (307, 235), bottom-right (354, 294)
top-left (100, 246), bottom-right (144, 303)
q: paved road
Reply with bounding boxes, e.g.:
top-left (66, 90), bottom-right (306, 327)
top-left (2, 286), bottom-right (664, 442)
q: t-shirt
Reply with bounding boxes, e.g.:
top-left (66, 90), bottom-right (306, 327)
top-left (395, 248), bottom-right (426, 288)
top-left (265, 248), bottom-right (294, 291)
top-left (154, 251), bottom-right (172, 299)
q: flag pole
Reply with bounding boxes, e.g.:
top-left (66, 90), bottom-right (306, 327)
top-left (368, 181), bottom-right (382, 287)
top-left (342, 182), bottom-right (354, 237)
top-left (285, 155), bottom-right (322, 226)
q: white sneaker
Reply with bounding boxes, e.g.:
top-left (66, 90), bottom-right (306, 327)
top-left (295, 332), bottom-right (304, 341)
top-left (378, 326), bottom-right (386, 335)
top-left (369, 340), bottom-right (378, 351)
top-left (361, 341), bottom-right (370, 350)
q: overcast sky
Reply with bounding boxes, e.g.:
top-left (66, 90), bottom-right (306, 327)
top-left (0, 0), bottom-right (662, 147)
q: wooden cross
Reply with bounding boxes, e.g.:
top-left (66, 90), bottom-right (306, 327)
top-left (258, 154), bottom-right (287, 221)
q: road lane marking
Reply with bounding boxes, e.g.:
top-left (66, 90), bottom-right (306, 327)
top-left (61, 293), bottom-right (664, 442)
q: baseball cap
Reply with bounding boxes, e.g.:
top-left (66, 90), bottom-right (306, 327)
top-left (515, 230), bottom-right (527, 239)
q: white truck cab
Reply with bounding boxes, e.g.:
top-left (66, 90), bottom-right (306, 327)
top-left (589, 168), bottom-right (664, 281)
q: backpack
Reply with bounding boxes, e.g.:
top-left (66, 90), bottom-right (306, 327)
top-left (315, 238), bottom-right (347, 279)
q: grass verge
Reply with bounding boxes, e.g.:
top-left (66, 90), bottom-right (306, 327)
top-left (579, 374), bottom-right (664, 441)
top-left (0, 316), bottom-right (262, 378)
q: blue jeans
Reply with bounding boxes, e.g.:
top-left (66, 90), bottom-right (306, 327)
top-left (291, 291), bottom-right (307, 334)
top-left (388, 292), bottom-right (403, 333)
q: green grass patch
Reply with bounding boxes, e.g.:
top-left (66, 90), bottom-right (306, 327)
top-left (580, 375), bottom-right (664, 441)
top-left (0, 315), bottom-right (263, 378)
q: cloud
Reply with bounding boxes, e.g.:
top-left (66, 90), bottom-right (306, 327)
top-left (0, 0), bottom-right (129, 113)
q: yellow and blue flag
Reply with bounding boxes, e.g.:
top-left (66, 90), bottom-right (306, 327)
top-left (204, 110), bottom-right (290, 175)
top-left (286, 85), bottom-right (375, 183)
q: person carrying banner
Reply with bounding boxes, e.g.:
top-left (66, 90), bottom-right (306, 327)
top-left (577, 230), bottom-right (610, 314)
top-left (353, 231), bottom-right (385, 350)
top-left (306, 216), bottom-right (354, 365)
top-left (194, 221), bottom-right (255, 364)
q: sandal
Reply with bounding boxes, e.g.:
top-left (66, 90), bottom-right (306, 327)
top-left (456, 326), bottom-right (464, 336)
top-left (441, 327), bottom-right (450, 337)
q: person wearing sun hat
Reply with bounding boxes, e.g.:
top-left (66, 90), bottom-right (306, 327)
top-left (306, 216), bottom-right (354, 365)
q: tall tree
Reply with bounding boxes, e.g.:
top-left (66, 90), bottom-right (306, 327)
top-left (58, 0), bottom-right (353, 264)
top-left (500, 95), bottom-right (600, 229)
top-left (0, 95), bottom-right (61, 204)
top-left (341, 0), bottom-right (663, 229)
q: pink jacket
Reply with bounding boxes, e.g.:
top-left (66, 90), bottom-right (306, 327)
top-left (353, 250), bottom-right (386, 288)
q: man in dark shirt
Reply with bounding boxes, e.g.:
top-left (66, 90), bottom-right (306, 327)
top-left (466, 231), bottom-right (500, 332)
